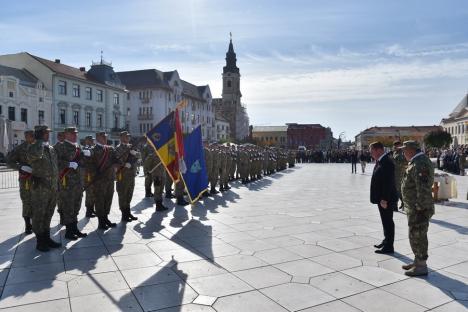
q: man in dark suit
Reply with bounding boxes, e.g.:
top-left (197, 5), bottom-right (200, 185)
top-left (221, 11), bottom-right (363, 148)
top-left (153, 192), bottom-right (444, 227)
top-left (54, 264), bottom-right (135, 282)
top-left (370, 141), bottom-right (398, 254)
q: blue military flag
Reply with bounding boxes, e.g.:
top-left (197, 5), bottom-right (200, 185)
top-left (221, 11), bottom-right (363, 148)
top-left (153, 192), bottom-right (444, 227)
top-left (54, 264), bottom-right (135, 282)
top-left (181, 126), bottom-right (209, 203)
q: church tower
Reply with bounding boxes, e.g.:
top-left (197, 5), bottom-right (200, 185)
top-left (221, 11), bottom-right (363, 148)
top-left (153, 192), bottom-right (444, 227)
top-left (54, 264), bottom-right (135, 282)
top-left (222, 34), bottom-right (242, 105)
top-left (213, 34), bottom-right (249, 142)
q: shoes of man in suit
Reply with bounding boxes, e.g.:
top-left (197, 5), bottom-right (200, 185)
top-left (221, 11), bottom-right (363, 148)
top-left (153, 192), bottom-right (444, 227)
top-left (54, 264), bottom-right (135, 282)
top-left (375, 247), bottom-right (394, 254)
top-left (404, 260), bottom-right (428, 276)
top-left (374, 241), bottom-right (385, 249)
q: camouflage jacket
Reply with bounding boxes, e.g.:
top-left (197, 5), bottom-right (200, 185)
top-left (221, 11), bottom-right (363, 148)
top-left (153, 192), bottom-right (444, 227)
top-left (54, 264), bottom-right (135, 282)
top-left (6, 142), bottom-right (31, 174)
top-left (115, 143), bottom-right (139, 180)
top-left (392, 150), bottom-right (407, 179)
top-left (402, 153), bottom-right (434, 214)
top-left (27, 141), bottom-right (58, 189)
top-left (55, 141), bottom-right (83, 186)
top-left (89, 143), bottom-right (120, 181)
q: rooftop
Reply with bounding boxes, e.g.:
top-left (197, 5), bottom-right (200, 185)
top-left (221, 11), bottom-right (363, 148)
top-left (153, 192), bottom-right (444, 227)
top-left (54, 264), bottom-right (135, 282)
top-left (252, 126), bottom-right (288, 132)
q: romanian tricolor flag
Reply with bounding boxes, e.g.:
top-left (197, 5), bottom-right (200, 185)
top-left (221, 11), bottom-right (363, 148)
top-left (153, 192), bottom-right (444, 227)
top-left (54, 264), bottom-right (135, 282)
top-left (146, 110), bottom-right (184, 182)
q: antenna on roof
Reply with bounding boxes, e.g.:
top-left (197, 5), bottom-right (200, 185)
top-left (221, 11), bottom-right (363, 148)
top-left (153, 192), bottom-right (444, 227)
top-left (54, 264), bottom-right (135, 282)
top-left (230, 32), bottom-right (232, 41)
top-left (100, 50), bottom-right (103, 64)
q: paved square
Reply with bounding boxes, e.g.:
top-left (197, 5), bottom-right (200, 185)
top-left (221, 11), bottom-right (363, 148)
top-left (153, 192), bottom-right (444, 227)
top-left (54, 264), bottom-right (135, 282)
top-left (0, 163), bottom-right (467, 311)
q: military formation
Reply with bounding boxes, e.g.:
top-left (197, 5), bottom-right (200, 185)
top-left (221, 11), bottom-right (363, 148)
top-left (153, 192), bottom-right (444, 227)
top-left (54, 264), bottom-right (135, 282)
top-left (6, 125), bottom-right (298, 252)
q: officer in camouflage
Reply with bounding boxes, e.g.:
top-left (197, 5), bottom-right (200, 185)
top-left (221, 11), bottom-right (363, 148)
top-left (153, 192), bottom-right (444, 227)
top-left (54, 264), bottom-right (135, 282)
top-left (400, 140), bottom-right (434, 276)
top-left (55, 127), bottom-right (89, 240)
top-left (142, 144), bottom-right (168, 211)
top-left (115, 131), bottom-right (140, 222)
top-left (27, 125), bottom-right (62, 252)
top-left (89, 131), bottom-right (121, 230)
top-left (53, 130), bottom-right (65, 225)
top-left (6, 130), bottom-right (35, 234)
top-left (141, 142), bottom-right (154, 198)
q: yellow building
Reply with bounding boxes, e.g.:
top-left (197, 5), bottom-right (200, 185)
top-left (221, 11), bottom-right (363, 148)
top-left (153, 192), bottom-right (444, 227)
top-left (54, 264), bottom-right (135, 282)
top-left (252, 126), bottom-right (288, 147)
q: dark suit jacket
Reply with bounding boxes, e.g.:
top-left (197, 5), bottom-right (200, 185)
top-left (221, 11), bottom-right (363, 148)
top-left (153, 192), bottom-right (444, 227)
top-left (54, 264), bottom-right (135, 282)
top-left (370, 152), bottom-right (398, 204)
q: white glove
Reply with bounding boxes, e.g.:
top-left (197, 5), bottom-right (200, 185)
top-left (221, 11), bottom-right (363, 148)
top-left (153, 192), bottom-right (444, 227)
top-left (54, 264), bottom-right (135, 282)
top-left (125, 162), bottom-right (132, 169)
top-left (69, 162), bottom-right (78, 170)
top-left (130, 150), bottom-right (137, 156)
top-left (21, 165), bottom-right (32, 173)
top-left (82, 150), bottom-right (91, 157)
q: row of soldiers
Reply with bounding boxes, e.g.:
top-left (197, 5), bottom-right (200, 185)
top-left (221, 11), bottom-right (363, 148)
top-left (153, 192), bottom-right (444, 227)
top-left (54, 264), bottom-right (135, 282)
top-left (7, 125), bottom-right (298, 252)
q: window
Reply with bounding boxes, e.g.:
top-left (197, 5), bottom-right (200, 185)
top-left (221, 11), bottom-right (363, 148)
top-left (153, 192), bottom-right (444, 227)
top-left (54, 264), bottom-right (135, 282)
top-left (127, 93), bottom-right (130, 100)
top-left (113, 93), bottom-right (119, 105)
top-left (227, 80), bottom-right (232, 88)
top-left (85, 112), bottom-right (91, 127)
top-left (38, 110), bottom-right (45, 125)
top-left (39, 97), bottom-right (43, 102)
top-left (60, 109), bottom-right (66, 124)
top-left (72, 84), bottom-right (80, 97)
top-left (58, 80), bottom-right (67, 95)
top-left (96, 89), bottom-right (103, 102)
top-left (114, 113), bottom-right (119, 128)
top-left (8, 107), bottom-right (15, 121)
top-left (0, 105), bottom-right (2, 116)
top-left (85, 87), bottom-right (92, 100)
top-left (73, 111), bottom-right (79, 126)
top-left (21, 108), bottom-right (27, 123)
top-left (9, 91), bottom-right (14, 98)
top-left (97, 114), bottom-right (103, 128)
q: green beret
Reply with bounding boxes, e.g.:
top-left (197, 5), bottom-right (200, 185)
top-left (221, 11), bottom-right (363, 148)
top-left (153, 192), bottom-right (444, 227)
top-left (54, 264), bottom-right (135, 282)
top-left (85, 135), bottom-right (94, 140)
top-left (96, 131), bottom-right (107, 136)
top-left (120, 131), bottom-right (130, 137)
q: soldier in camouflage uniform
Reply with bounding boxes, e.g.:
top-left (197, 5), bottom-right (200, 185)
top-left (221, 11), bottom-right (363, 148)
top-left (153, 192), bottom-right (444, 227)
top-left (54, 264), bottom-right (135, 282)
top-left (53, 131), bottom-right (65, 225)
top-left (27, 125), bottom-right (61, 252)
top-left (6, 130), bottom-right (34, 234)
top-left (400, 140), bottom-right (435, 276)
top-left (82, 135), bottom-right (96, 218)
top-left (392, 141), bottom-right (408, 211)
top-left (209, 146), bottom-right (220, 194)
top-left (89, 132), bottom-right (121, 230)
top-left (141, 142), bottom-right (154, 198)
top-left (203, 145), bottom-right (213, 197)
top-left (55, 127), bottom-right (89, 240)
top-left (165, 172), bottom-right (175, 198)
top-left (142, 145), bottom-right (168, 211)
top-left (115, 131), bottom-right (140, 222)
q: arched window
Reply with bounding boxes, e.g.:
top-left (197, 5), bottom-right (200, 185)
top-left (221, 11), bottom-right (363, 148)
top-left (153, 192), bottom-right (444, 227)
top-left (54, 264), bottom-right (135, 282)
top-left (227, 80), bottom-right (232, 88)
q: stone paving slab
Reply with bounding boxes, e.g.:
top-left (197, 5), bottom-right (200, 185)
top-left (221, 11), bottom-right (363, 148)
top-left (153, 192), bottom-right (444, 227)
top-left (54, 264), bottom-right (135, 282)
top-left (0, 164), bottom-right (466, 311)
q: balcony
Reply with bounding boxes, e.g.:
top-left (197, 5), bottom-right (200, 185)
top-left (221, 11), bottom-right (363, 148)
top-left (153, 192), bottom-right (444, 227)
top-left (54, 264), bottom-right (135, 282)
top-left (138, 114), bottom-right (153, 120)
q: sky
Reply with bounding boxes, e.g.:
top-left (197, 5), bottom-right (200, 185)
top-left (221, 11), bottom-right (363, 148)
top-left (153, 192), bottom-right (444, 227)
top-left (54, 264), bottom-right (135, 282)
top-left (1, 0), bottom-right (468, 139)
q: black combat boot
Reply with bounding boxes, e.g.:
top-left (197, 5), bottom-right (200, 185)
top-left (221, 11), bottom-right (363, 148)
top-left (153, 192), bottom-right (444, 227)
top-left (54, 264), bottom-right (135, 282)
top-left (165, 192), bottom-right (175, 199)
top-left (85, 206), bottom-right (96, 218)
top-left (105, 216), bottom-right (117, 228)
top-left (220, 186), bottom-right (225, 192)
top-left (121, 210), bottom-right (131, 222)
top-left (24, 217), bottom-right (32, 235)
top-left (47, 232), bottom-right (62, 248)
top-left (65, 224), bottom-right (78, 240)
top-left (98, 217), bottom-right (109, 230)
top-left (210, 187), bottom-right (219, 195)
top-left (176, 197), bottom-right (189, 206)
top-left (224, 184), bottom-right (231, 190)
top-left (36, 234), bottom-right (50, 252)
top-left (202, 191), bottom-right (209, 198)
top-left (156, 200), bottom-right (168, 212)
top-left (128, 209), bottom-right (138, 221)
top-left (73, 222), bottom-right (88, 238)
top-left (145, 189), bottom-right (154, 197)
top-left (59, 212), bottom-right (65, 226)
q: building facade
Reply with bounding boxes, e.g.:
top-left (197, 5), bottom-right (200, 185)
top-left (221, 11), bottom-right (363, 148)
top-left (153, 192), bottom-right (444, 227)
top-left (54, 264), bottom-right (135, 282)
top-left (287, 123), bottom-right (333, 150)
top-left (117, 69), bottom-right (215, 142)
top-left (213, 37), bottom-right (250, 142)
top-left (355, 125), bottom-right (442, 150)
top-left (215, 114), bottom-right (230, 141)
top-left (440, 94), bottom-right (468, 146)
top-left (252, 126), bottom-right (288, 147)
top-left (0, 52), bottom-right (128, 144)
top-left (0, 65), bottom-right (52, 152)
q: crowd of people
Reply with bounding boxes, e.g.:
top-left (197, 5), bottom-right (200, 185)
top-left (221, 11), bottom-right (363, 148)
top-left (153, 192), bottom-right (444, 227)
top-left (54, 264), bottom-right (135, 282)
top-left (431, 148), bottom-right (467, 175)
top-left (296, 149), bottom-right (372, 164)
top-left (6, 125), bottom-right (297, 252)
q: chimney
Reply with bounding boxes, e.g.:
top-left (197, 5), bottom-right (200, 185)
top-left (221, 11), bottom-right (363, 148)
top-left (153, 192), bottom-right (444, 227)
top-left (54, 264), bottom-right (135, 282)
top-left (54, 59), bottom-right (60, 64)
top-left (79, 67), bottom-right (85, 72)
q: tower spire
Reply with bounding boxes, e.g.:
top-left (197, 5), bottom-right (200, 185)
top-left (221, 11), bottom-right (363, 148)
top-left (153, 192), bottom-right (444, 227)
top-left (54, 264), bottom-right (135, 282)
top-left (224, 33), bottom-right (239, 74)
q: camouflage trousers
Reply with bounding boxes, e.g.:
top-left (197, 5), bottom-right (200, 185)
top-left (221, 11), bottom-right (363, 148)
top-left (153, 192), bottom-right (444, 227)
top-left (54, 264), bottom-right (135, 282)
top-left (93, 180), bottom-right (114, 218)
top-left (144, 172), bottom-right (153, 192)
top-left (407, 209), bottom-right (433, 261)
top-left (31, 181), bottom-right (57, 234)
top-left (209, 168), bottom-right (218, 188)
top-left (116, 176), bottom-right (135, 212)
top-left (165, 175), bottom-right (173, 194)
top-left (152, 172), bottom-right (165, 202)
top-left (19, 179), bottom-right (32, 218)
top-left (175, 180), bottom-right (185, 197)
top-left (59, 179), bottom-right (83, 224)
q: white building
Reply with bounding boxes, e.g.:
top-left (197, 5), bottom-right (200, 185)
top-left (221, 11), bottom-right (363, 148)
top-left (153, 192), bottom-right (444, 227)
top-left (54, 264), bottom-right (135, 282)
top-left (215, 114), bottom-right (230, 141)
top-left (0, 53), bottom-right (128, 145)
top-left (117, 69), bottom-right (215, 142)
top-left (440, 94), bottom-right (468, 146)
top-left (0, 64), bottom-right (52, 152)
